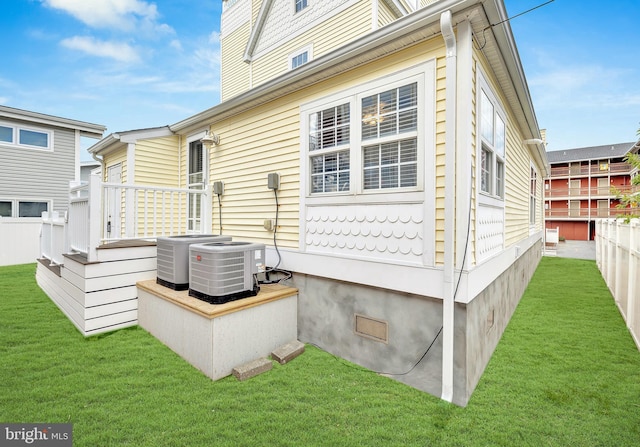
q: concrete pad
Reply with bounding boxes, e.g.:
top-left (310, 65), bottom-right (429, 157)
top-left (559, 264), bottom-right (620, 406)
top-left (232, 357), bottom-right (273, 381)
top-left (271, 340), bottom-right (305, 364)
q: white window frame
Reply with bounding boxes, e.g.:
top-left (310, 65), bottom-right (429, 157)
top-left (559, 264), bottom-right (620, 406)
top-left (289, 45), bottom-right (312, 70)
top-left (476, 73), bottom-right (506, 207)
top-left (301, 62), bottom-right (433, 205)
top-left (294, 0), bottom-right (309, 14)
top-left (0, 198), bottom-right (50, 218)
top-left (0, 120), bottom-right (53, 152)
top-left (530, 163), bottom-right (538, 226)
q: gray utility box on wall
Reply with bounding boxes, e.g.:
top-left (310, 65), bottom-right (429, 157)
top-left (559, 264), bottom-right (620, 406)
top-left (189, 241), bottom-right (266, 304)
top-left (157, 234), bottom-right (231, 290)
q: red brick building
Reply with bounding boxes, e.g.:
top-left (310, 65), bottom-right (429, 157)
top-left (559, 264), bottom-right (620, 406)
top-left (545, 142), bottom-right (639, 240)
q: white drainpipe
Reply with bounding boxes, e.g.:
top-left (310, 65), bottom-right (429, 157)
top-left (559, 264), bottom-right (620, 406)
top-left (440, 9), bottom-right (456, 403)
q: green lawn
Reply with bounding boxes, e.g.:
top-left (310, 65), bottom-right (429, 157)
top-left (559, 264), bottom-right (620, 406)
top-left (1, 258), bottom-right (639, 446)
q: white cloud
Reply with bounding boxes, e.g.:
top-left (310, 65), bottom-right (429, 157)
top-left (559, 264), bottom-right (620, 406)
top-left (61, 36), bottom-right (140, 63)
top-left (42, 0), bottom-right (173, 34)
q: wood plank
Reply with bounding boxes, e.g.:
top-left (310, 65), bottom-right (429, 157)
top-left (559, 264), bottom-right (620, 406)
top-left (136, 280), bottom-right (298, 320)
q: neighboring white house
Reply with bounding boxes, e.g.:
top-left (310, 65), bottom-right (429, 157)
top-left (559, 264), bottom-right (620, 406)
top-left (0, 105), bottom-right (105, 266)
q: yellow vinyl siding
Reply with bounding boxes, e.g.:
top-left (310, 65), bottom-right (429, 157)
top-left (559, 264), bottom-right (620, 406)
top-left (193, 39), bottom-right (446, 251)
top-left (251, 1), bottom-right (372, 89)
top-left (134, 135), bottom-right (183, 236)
top-left (135, 136), bottom-right (180, 187)
top-left (221, 23), bottom-right (252, 101)
top-left (207, 99), bottom-right (301, 245)
top-left (103, 148), bottom-right (127, 183)
top-left (377, 0), bottom-right (397, 28)
top-left (473, 49), bottom-right (541, 248)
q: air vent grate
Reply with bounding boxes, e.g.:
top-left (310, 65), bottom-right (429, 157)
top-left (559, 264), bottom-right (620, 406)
top-left (354, 314), bottom-right (388, 343)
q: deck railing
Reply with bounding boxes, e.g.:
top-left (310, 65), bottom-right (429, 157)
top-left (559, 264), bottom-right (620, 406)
top-left (549, 161), bottom-right (632, 177)
top-left (596, 219), bottom-right (640, 350)
top-left (545, 207), bottom-right (640, 219)
top-left (545, 184), bottom-right (636, 198)
top-left (43, 173), bottom-right (208, 263)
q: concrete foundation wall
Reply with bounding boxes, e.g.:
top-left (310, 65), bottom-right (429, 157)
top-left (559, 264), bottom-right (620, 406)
top-left (294, 240), bottom-right (542, 406)
top-left (454, 240), bottom-right (542, 406)
top-left (294, 274), bottom-right (444, 398)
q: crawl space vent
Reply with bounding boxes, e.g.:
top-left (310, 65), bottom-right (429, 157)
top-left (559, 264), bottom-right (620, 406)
top-left (354, 314), bottom-right (388, 343)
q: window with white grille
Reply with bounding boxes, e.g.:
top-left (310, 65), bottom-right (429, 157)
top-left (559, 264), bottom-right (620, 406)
top-left (478, 79), bottom-right (506, 201)
top-left (302, 65), bottom-right (430, 199)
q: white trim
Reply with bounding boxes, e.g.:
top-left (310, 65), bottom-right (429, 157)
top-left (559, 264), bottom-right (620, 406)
top-left (298, 60), bottom-right (436, 268)
top-left (456, 231), bottom-right (543, 304)
top-left (289, 44), bottom-right (313, 70)
top-left (0, 120), bottom-right (54, 152)
top-left (267, 247), bottom-right (445, 298)
top-left (0, 197), bottom-right (51, 218)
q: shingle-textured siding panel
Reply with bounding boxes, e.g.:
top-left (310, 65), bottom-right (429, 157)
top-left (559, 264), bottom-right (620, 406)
top-left (0, 119), bottom-right (76, 212)
top-left (255, 0), bottom-right (355, 55)
top-left (250, 0), bottom-right (371, 91)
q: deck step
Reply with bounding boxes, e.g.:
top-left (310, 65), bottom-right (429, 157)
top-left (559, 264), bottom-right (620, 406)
top-left (271, 340), bottom-right (305, 365)
top-left (232, 358), bottom-right (273, 381)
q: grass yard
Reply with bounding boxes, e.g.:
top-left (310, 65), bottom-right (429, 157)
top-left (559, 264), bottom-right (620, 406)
top-left (1, 258), bottom-right (639, 446)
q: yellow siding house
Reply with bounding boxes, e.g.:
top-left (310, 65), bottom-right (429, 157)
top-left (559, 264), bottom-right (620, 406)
top-left (88, 0), bottom-right (548, 406)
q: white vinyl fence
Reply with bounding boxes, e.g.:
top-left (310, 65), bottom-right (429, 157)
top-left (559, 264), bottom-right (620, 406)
top-left (596, 218), bottom-right (640, 350)
top-left (0, 217), bottom-right (43, 266)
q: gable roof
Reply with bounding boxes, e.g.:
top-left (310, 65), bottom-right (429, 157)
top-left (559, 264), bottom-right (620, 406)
top-left (88, 126), bottom-right (173, 157)
top-left (0, 105), bottom-right (106, 138)
top-left (244, 0), bottom-right (411, 62)
top-left (546, 142), bottom-right (636, 164)
top-left (175, 0), bottom-right (547, 174)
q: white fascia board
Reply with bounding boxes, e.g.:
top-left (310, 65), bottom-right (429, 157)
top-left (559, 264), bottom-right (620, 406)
top-left (88, 126), bottom-right (173, 156)
top-left (243, 0), bottom-right (275, 62)
top-left (0, 105), bottom-right (106, 137)
top-left (482, 0), bottom-right (549, 176)
top-left (171, 0), bottom-right (471, 133)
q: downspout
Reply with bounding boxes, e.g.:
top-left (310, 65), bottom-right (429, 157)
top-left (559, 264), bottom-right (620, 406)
top-left (440, 9), bottom-right (456, 404)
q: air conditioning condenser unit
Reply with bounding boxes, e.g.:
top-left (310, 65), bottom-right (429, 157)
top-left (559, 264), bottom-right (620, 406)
top-left (156, 234), bottom-right (231, 290)
top-left (189, 241), bottom-right (265, 304)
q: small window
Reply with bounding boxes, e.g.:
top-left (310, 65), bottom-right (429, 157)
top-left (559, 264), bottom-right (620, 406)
top-left (0, 201), bottom-right (12, 217)
top-left (19, 129), bottom-right (49, 148)
top-left (19, 201), bottom-right (48, 218)
top-left (530, 166), bottom-right (538, 225)
top-left (295, 0), bottom-right (308, 13)
top-left (0, 125), bottom-right (13, 143)
top-left (291, 51), bottom-right (308, 69)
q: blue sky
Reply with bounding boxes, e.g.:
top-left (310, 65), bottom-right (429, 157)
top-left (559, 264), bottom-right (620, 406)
top-left (1, 0), bottom-right (639, 158)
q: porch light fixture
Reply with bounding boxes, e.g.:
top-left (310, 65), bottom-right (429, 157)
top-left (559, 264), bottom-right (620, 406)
top-left (201, 130), bottom-right (220, 149)
top-left (523, 138), bottom-right (543, 145)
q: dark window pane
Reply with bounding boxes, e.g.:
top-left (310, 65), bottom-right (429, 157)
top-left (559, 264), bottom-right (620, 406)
top-left (0, 126), bottom-right (12, 143)
top-left (19, 129), bottom-right (48, 148)
top-left (19, 201), bottom-right (48, 217)
top-left (0, 201), bottom-right (12, 217)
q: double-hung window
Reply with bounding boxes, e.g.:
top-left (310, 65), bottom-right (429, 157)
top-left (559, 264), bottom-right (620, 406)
top-left (478, 81), bottom-right (506, 200)
top-left (303, 63), bottom-right (431, 198)
top-left (309, 103), bottom-right (351, 193)
top-left (361, 83), bottom-right (418, 190)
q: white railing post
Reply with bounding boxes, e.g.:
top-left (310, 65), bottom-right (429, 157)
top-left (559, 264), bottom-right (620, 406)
top-left (87, 172), bottom-right (102, 262)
